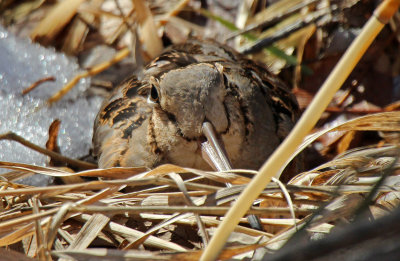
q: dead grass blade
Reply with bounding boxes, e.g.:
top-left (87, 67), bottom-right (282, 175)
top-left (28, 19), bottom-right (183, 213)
top-left (67, 213), bottom-right (111, 250)
top-left (0, 248), bottom-right (36, 261)
top-left (53, 243), bottom-right (265, 261)
top-left (76, 214), bottom-right (187, 251)
top-left (131, 164), bottom-right (250, 186)
top-left (159, 0), bottom-right (191, 25)
top-left (169, 173), bottom-right (209, 245)
top-left (122, 173), bottom-right (211, 250)
top-left (47, 47), bottom-right (130, 105)
top-left (271, 178), bottom-right (297, 230)
top-left (31, 197), bottom-right (47, 260)
top-left (132, 0), bottom-right (163, 59)
top-left (0, 132), bottom-right (96, 170)
top-left (30, 0), bottom-right (86, 45)
top-left (62, 0), bottom-right (105, 55)
top-left (1, 0), bottom-right (45, 26)
top-left (70, 205), bottom-right (314, 216)
top-left (0, 209), bottom-right (57, 246)
top-left (46, 203), bottom-right (75, 250)
top-left (0, 161), bottom-right (68, 175)
top-left (52, 248), bottom-right (171, 260)
top-left (286, 111), bottom-right (400, 174)
top-left (0, 161), bottom-right (148, 183)
top-left (124, 212), bottom-right (193, 250)
top-left (0, 180), bottom-right (126, 197)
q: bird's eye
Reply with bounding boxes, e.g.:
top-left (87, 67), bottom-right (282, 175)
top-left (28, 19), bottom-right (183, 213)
top-left (149, 84), bottom-right (159, 103)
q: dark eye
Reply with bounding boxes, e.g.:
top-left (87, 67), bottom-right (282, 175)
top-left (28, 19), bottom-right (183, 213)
top-left (149, 84), bottom-right (159, 103)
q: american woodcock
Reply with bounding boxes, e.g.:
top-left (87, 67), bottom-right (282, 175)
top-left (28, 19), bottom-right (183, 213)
top-left (93, 39), bottom-right (300, 179)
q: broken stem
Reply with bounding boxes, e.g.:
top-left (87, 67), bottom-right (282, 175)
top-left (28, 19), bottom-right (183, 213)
top-left (0, 132), bottom-right (96, 170)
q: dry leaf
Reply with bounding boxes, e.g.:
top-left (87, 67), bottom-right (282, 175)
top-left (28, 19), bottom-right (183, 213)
top-left (31, 0), bottom-right (86, 45)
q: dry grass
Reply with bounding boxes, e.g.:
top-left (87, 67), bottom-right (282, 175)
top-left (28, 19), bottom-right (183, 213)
top-left (1, 0), bottom-right (400, 260)
top-left (1, 113), bottom-right (400, 259)
top-left (0, 145), bottom-right (399, 259)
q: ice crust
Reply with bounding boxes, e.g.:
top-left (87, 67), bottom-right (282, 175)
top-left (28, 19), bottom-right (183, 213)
top-left (0, 25), bottom-right (103, 185)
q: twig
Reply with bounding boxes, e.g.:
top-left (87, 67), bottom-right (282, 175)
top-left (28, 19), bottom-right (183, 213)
top-left (22, 77), bottom-right (56, 95)
top-left (0, 132), bottom-right (96, 170)
top-left (47, 47), bottom-right (130, 105)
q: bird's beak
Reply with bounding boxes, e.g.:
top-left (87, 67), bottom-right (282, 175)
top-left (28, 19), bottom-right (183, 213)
top-left (201, 122), bottom-right (232, 172)
top-left (200, 121), bottom-right (264, 231)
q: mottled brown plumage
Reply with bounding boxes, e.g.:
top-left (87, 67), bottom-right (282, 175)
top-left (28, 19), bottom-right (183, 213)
top-left (93, 39), bottom-right (300, 179)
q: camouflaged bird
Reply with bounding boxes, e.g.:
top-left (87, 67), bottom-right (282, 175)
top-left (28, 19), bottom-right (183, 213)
top-left (93, 39), bottom-right (300, 179)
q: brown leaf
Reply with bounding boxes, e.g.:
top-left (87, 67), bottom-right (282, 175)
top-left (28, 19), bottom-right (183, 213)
top-left (30, 0), bottom-right (86, 45)
top-left (336, 130), bottom-right (356, 154)
top-left (46, 119), bottom-right (62, 167)
top-left (0, 248), bottom-right (36, 261)
top-left (132, 0), bottom-right (163, 59)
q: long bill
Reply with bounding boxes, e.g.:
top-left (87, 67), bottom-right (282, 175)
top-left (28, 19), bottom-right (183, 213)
top-left (201, 121), bottom-right (263, 231)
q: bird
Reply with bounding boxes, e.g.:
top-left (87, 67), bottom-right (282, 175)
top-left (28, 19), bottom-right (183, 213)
top-left (92, 39), bottom-right (300, 181)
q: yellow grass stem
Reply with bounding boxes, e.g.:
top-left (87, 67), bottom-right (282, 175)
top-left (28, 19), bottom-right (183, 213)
top-left (30, 0), bottom-right (85, 44)
top-left (47, 47), bottom-right (130, 105)
top-left (200, 1), bottom-right (400, 260)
